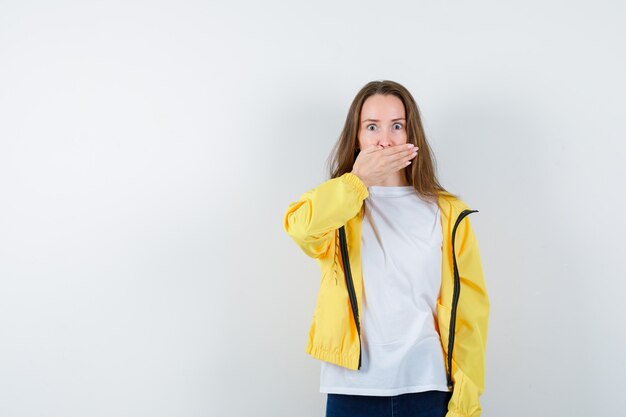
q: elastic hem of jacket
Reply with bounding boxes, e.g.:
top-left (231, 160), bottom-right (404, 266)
top-left (305, 343), bottom-right (360, 371)
top-left (445, 410), bottom-right (472, 417)
top-left (340, 172), bottom-right (369, 200)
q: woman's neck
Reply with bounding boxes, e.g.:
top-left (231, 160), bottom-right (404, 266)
top-left (375, 171), bottom-right (410, 187)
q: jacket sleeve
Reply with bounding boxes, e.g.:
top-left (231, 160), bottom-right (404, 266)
top-left (446, 215), bottom-right (490, 417)
top-left (283, 172), bottom-right (369, 259)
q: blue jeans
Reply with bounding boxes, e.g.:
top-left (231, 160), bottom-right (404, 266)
top-left (326, 390), bottom-right (452, 417)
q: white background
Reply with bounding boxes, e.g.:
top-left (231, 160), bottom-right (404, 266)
top-left (1, 1), bottom-right (624, 416)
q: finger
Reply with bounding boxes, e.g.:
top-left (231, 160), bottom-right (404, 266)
top-left (362, 144), bottom-right (383, 154)
top-left (383, 143), bottom-right (416, 156)
top-left (398, 152), bottom-right (416, 169)
top-left (388, 146), bottom-right (418, 164)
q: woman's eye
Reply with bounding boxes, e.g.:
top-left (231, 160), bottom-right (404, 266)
top-left (366, 124), bottom-right (376, 131)
top-left (393, 123), bottom-right (403, 130)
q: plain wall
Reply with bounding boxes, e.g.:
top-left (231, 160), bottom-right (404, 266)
top-left (1, 1), bottom-right (624, 416)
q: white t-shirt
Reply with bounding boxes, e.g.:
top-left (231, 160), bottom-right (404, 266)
top-left (320, 185), bottom-right (450, 396)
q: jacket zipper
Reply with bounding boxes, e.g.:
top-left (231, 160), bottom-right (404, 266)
top-left (338, 225), bottom-right (362, 369)
top-left (446, 208), bottom-right (479, 390)
top-left (337, 208), bottom-right (478, 380)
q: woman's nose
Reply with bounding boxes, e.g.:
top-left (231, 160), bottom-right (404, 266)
top-left (378, 135), bottom-right (392, 147)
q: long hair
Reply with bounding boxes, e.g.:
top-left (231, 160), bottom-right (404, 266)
top-left (325, 80), bottom-right (457, 204)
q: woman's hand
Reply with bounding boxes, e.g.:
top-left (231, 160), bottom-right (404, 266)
top-left (351, 143), bottom-right (418, 187)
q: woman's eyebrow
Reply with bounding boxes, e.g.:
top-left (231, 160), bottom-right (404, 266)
top-left (361, 118), bottom-right (406, 123)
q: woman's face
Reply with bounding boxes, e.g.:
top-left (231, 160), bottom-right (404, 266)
top-left (357, 94), bottom-right (407, 151)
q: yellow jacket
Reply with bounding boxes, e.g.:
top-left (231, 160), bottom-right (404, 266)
top-left (283, 172), bottom-right (490, 417)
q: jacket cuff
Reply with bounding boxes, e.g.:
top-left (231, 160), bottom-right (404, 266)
top-left (341, 172), bottom-right (369, 200)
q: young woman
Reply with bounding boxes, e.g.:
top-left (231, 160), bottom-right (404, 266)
top-left (283, 80), bottom-right (490, 417)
